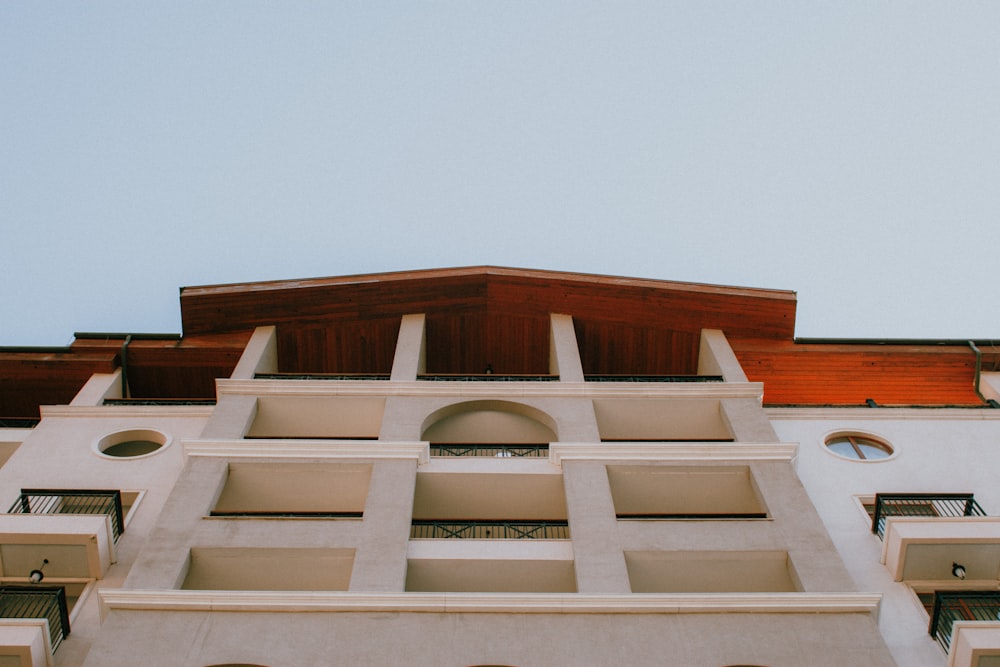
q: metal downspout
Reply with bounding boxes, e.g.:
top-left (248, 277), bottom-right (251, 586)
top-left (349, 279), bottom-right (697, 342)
top-left (968, 341), bottom-right (987, 404)
top-left (121, 334), bottom-right (132, 399)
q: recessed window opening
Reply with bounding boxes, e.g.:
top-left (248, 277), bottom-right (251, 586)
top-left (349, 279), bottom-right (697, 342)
top-left (825, 433), bottom-right (893, 461)
top-left (94, 429), bottom-right (170, 459)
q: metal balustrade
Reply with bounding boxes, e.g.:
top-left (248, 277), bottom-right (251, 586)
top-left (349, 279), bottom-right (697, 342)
top-left (209, 510), bottom-right (363, 518)
top-left (254, 373), bottom-right (390, 380)
top-left (9, 489), bottom-right (125, 542)
top-left (584, 375), bottom-right (724, 382)
top-left (410, 520), bottom-right (570, 539)
top-left (929, 590), bottom-right (1000, 653)
top-left (102, 398), bottom-right (216, 406)
top-left (417, 374), bottom-right (558, 381)
top-left (871, 493), bottom-right (985, 539)
top-left (429, 444), bottom-right (549, 458)
top-left (0, 586), bottom-right (70, 652)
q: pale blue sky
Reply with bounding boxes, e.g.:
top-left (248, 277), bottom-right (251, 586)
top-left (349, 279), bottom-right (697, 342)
top-left (2, 3), bottom-right (999, 345)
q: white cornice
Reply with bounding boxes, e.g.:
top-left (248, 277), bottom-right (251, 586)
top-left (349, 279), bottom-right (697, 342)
top-left (216, 379), bottom-right (765, 400)
top-left (766, 407), bottom-right (1000, 421)
top-left (98, 589), bottom-right (881, 619)
top-left (184, 439), bottom-right (429, 463)
top-left (549, 442), bottom-right (797, 463)
top-left (39, 406), bottom-right (215, 419)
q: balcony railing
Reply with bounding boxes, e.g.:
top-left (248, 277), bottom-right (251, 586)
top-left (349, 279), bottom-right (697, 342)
top-left (616, 512), bottom-right (768, 520)
top-left (429, 444), bottom-right (549, 458)
top-left (209, 510), bottom-right (363, 519)
top-left (417, 374), bottom-right (558, 382)
top-left (584, 375), bottom-right (724, 382)
top-left (0, 586), bottom-right (71, 652)
top-left (929, 590), bottom-right (1000, 653)
top-left (9, 489), bottom-right (125, 543)
top-left (871, 493), bottom-right (986, 539)
top-left (102, 399), bottom-right (217, 406)
top-left (254, 373), bottom-right (390, 380)
top-left (410, 520), bottom-right (570, 539)
top-left (0, 418), bottom-right (40, 428)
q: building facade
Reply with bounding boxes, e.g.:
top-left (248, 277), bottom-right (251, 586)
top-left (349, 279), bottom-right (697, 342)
top-left (1, 267), bottom-right (996, 666)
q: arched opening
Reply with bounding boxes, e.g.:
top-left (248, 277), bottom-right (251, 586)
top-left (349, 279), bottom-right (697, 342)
top-left (420, 400), bottom-right (557, 443)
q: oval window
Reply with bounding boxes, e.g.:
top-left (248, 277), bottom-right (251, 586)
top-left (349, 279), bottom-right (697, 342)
top-left (825, 433), bottom-right (893, 461)
top-left (95, 429), bottom-right (171, 459)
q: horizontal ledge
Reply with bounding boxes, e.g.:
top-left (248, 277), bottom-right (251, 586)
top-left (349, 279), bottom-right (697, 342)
top-left (549, 443), bottom-right (798, 463)
top-left (99, 590), bottom-right (881, 617)
top-left (216, 379), bottom-right (765, 400)
top-left (40, 405), bottom-right (215, 418)
top-left (184, 440), bottom-right (429, 463)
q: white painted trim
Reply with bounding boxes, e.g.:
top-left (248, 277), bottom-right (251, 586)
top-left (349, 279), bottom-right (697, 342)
top-left (549, 442), bottom-right (798, 463)
top-left (40, 406), bottom-right (214, 419)
top-left (184, 439), bottom-right (429, 463)
top-left (98, 589), bottom-right (881, 619)
top-left (217, 379), bottom-right (765, 400)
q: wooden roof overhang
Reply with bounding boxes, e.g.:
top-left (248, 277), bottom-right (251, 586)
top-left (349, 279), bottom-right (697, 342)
top-left (178, 266), bottom-right (798, 376)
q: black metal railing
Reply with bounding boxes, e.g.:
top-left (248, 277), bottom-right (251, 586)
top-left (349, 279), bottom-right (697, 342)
top-left (417, 374), bottom-right (559, 382)
top-left (254, 373), bottom-right (390, 380)
top-left (0, 418), bottom-right (41, 428)
top-left (872, 493), bottom-right (986, 539)
top-left (102, 399), bottom-right (217, 406)
top-left (430, 444), bottom-right (549, 458)
top-left (929, 590), bottom-right (1000, 653)
top-left (410, 520), bottom-right (570, 539)
top-left (209, 510), bottom-right (363, 518)
top-left (584, 375), bottom-right (724, 382)
top-left (617, 512), bottom-right (768, 520)
top-left (0, 586), bottom-right (70, 652)
top-left (9, 489), bottom-right (125, 542)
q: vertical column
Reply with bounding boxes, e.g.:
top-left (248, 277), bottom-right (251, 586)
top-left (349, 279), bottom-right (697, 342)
top-left (550, 313), bottom-right (584, 381)
top-left (720, 399), bottom-right (778, 442)
top-left (70, 370), bottom-right (123, 406)
top-left (124, 457), bottom-right (229, 589)
top-left (349, 459), bottom-right (418, 591)
top-left (562, 460), bottom-right (630, 593)
top-left (229, 326), bottom-right (278, 379)
top-left (698, 329), bottom-right (748, 382)
top-left (390, 314), bottom-right (426, 382)
top-left (200, 395), bottom-right (257, 439)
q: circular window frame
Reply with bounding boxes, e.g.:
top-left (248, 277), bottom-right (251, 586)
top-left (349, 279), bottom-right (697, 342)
top-left (823, 431), bottom-right (896, 462)
top-left (93, 428), bottom-right (172, 460)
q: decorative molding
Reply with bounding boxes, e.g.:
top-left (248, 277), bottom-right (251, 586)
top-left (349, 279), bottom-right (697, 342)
top-left (184, 439), bottom-right (429, 463)
top-left (217, 379), bottom-right (765, 400)
top-left (99, 589), bottom-right (881, 619)
top-left (549, 442), bottom-right (798, 464)
top-left (40, 405), bottom-right (215, 419)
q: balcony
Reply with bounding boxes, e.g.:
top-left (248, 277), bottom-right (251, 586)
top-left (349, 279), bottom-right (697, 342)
top-left (929, 591), bottom-right (1000, 656)
top-left (872, 493), bottom-right (986, 539)
top-left (609, 465), bottom-right (767, 520)
top-left (211, 463), bottom-right (371, 519)
top-left (429, 444), bottom-right (549, 458)
top-left (410, 520), bottom-right (569, 539)
top-left (0, 585), bottom-right (70, 653)
top-left (8, 490), bottom-right (125, 543)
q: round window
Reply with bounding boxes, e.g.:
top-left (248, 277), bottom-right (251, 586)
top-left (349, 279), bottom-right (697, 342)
top-left (825, 433), bottom-right (893, 461)
top-left (95, 429), bottom-right (171, 459)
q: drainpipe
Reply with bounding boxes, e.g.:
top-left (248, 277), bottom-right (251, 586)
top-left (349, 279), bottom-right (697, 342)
top-left (968, 341), bottom-right (987, 404)
top-left (120, 335), bottom-right (132, 399)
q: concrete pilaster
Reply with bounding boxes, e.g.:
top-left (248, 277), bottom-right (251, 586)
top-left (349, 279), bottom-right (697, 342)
top-left (70, 371), bottom-right (122, 406)
top-left (550, 313), bottom-right (584, 381)
top-left (200, 395), bottom-right (258, 440)
top-left (349, 459), bottom-right (418, 591)
top-left (390, 314), bottom-right (426, 381)
top-left (720, 398), bottom-right (779, 442)
top-left (562, 460), bottom-right (630, 593)
top-left (124, 457), bottom-right (229, 589)
top-left (698, 329), bottom-right (748, 382)
top-left (230, 326), bottom-right (277, 379)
